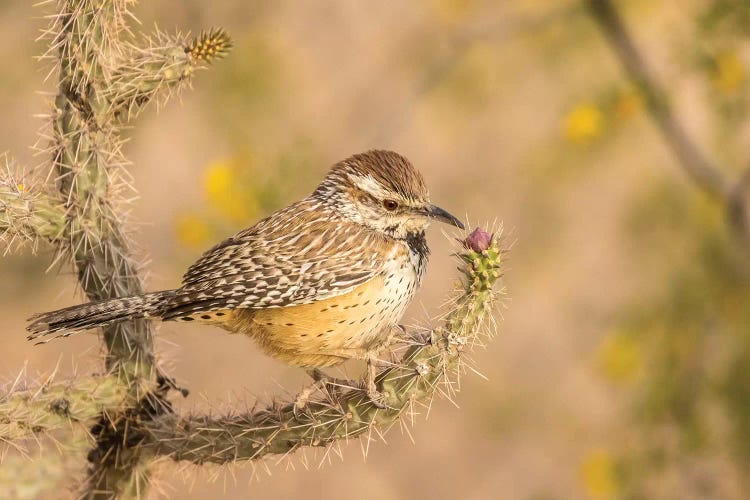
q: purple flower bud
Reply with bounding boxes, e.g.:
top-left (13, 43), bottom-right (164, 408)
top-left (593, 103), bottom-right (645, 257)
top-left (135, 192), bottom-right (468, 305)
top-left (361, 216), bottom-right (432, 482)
top-left (464, 227), bottom-right (492, 252)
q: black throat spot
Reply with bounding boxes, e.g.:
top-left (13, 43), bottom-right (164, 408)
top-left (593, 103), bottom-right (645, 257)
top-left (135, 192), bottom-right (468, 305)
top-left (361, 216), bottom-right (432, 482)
top-left (405, 230), bottom-right (430, 262)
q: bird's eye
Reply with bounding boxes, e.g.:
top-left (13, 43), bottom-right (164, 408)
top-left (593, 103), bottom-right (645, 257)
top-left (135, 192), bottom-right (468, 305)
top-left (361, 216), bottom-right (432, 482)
top-left (383, 199), bottom-right (399, 211)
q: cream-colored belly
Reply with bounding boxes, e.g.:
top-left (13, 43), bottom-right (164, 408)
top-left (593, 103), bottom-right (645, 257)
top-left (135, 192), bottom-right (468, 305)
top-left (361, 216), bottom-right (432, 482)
top-left (223, 263), bottom-right (419, 367)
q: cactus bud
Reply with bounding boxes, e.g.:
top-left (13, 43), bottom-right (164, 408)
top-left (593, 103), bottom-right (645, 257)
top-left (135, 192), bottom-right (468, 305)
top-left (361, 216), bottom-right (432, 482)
top-left (185, 28), bottom-right (233, 64)
top-left (464, 227), bottom-right (492, 252)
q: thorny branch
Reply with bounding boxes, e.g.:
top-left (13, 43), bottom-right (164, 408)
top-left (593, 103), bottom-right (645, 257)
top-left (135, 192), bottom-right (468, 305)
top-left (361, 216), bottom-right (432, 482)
top-left (0, 0), bottom-right (232, 497)
top-left (0, 178), bottom-right (67, 251)
top-left (0, 373), bottom-right (145, 443)
top-left (48, 2), bottom-right (165, 494)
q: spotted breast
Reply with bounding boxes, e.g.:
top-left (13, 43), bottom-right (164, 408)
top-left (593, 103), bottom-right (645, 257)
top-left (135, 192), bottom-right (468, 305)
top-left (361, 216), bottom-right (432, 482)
top-left (223, 231), bottom-right (428, 368)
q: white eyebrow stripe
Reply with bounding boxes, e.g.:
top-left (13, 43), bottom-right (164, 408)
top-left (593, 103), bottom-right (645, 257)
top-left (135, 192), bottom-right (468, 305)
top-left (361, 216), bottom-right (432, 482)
top-left (349, 173), bottom-right (391, 199)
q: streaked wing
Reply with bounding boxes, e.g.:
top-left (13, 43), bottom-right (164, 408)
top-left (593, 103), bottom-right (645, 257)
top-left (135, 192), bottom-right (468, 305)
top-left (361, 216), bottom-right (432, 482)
top-left (161, 199), bottom-right (389, 320)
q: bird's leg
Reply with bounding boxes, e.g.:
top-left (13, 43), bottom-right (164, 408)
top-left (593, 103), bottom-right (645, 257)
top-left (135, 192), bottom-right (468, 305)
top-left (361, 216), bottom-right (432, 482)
top-left (382, 324), bottom-right (409, 350)
top-left (294, 372), bottom-right (322, 415)
top-left (294, 368), bottom-right (356, 415)
top-left (360, 325), bottom-right (408, 407)
top-left (308, 347), bottom-right (389, 408)
top-left (307, 367), bottom-right (353, 388)
top-left (294, 380), bottom-right (316, 415)
top-left (365, 351), bottom-right (388, 409)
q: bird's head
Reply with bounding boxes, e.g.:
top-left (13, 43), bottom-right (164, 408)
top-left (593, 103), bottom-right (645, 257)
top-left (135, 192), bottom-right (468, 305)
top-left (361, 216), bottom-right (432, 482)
top-left (314, 150), bottom-right (464, 239)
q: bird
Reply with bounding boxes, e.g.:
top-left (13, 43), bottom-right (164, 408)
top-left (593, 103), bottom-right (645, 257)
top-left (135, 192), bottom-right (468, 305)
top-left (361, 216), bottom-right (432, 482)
top-left (27, 150), bottom-right (464, 406)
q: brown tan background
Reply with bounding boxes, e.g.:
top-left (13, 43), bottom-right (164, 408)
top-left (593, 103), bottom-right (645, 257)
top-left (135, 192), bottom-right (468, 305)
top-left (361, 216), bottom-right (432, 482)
top-left (2, 0), bottom-right (750, 498)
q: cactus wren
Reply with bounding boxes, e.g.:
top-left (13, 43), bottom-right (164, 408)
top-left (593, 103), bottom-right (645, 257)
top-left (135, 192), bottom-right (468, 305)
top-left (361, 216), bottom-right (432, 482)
top-left (27, 150), bottom-right (463, 404)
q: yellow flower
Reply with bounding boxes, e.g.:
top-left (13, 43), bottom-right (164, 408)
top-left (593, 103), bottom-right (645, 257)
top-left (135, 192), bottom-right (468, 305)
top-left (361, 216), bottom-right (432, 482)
top-left (203, 160), bottom-right (256, 223)
top-left (596, 331), bottom-right (642, 384)
top-left (204, 161), bottom-right (235, 204)
top-left (580, 450), bottom-right (618, 499)
top-left (16, 182), bottom-right (24, 192)
top-left (175, 213), bottom-right (212, 248)
top-left (712, 51), bottom-right (745, 94)
top-left (564, 103), bottom-right (604, 144)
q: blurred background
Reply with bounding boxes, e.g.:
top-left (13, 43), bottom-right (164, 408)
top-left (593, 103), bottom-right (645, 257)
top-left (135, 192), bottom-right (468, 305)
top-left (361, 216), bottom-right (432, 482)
top-left (2, 0), bottom-right (750, 498)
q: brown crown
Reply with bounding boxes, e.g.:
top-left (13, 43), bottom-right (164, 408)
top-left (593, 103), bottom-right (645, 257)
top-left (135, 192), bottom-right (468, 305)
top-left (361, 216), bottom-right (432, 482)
top-left (332, 150), bottom-right (428, 201)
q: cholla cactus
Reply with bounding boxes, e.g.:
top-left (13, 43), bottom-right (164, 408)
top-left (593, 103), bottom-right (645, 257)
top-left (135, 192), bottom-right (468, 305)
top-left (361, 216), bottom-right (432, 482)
top-left (132, 227), bottom-right (504, 464)
top-left (1, 0), bottom-right (232, 496)
top-left (0, 1), bottom-right (505, 498)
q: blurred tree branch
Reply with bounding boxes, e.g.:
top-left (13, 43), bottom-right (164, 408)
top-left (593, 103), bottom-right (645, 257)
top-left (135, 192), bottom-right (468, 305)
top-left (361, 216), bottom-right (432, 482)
top-left (585, 0), bottom-right (750, 253)
top-left (728, 166), bottom-right (750, 251)
top-left (587, 3), bottom-right (750, 494)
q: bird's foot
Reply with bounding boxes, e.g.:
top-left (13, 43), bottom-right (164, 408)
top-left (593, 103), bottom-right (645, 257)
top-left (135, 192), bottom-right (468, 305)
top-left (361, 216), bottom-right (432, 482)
top-left (307, 368), bottom-right (352, 387)
top-left (365, 382), bottom-right (388, 409)
top-left (156, 370), bottom-right (189, 398)
top-left (381, 324), bottom-right (409, 350)
top-left (294, 369), bottom-right (354, 418)
top-left (294, 382), bottom-right (318, 415)
top-left (394, 324), bottom-right (409, 339)
top-left (364, 353), bottom-right (389, 409)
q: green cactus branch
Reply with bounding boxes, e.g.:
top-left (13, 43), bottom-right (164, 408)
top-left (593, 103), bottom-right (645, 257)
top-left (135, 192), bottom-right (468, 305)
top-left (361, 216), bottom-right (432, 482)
top-left (33, 0), bottom-right (233, 496)
top-left (0, 450), bottom-right (83, 500)
top-left (51, 3), bottom-right (155, 387)
top-left (106, 29), bottom-right (232, 121)
top-left (129, 233), bottom-right (503, 465)
top-left (0, 181), bottom-right (67, 250)
top-left (47, 12), bottom-right (233, 384)
top-left (0, 374), bottom-right (146, 443)
top-left (46, 0), bottom-right (129, 94)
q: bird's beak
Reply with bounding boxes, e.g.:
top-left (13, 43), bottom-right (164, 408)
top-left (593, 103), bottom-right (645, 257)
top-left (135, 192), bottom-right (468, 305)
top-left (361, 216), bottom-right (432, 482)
top-left (422, 204), bottom-right (465, 229)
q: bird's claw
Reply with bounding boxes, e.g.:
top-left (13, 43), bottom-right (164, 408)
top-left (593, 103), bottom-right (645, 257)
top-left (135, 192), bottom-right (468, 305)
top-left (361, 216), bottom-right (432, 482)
top-left (294, 369), bottom-right (353, 419)
top-left (294, 384), bottom-right (316, 417)
top-left (364, 363), bottom-right (388, 409)
top-left (366, 386), bottom-right (388, 409)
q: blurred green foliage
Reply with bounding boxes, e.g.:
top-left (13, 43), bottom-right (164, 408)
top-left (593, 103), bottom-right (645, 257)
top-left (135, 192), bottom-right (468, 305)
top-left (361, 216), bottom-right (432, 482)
top-left (698, 0), bottom-right (750, 38)
top-left (211, 33), bottom-right (281, 126)
top-left (608, 178), bottom-right (750, 497)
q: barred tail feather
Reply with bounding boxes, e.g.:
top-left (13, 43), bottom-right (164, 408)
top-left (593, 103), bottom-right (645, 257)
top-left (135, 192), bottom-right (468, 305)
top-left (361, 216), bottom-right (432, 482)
top-left (27, 290), bottom-right (177, 342)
